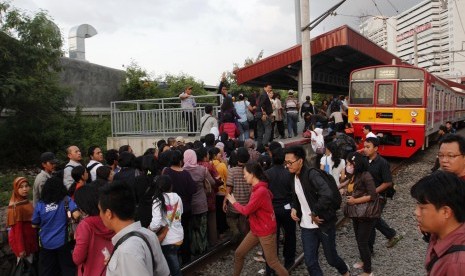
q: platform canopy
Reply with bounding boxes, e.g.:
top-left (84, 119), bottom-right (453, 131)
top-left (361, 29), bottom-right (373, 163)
top-left (234, 25), bottom-right (405, 94)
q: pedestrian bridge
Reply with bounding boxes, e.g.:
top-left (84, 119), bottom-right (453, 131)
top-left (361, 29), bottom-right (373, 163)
top-left (110, 95), bottom-right (221, 137)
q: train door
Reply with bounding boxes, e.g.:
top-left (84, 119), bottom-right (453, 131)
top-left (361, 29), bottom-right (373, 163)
top-left (374, 81), bottom-right (395, 141)
top-left (427, 85), bottom-right (434, 131)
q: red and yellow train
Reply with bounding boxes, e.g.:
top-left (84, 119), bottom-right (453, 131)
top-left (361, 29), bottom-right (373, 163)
top-left (348, 64), bottom-right (465, 158)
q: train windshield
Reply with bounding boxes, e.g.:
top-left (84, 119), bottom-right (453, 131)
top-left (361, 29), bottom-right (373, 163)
top-left (397, 81), bottom-right (423, 105)
top-left (350, 82), bottom-right (374, 104)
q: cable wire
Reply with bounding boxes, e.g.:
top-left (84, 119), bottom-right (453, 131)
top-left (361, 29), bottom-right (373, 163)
top-left (386, 0), bottom-right (399, 13)
top-left (453, 0), bottom-right (465, 36)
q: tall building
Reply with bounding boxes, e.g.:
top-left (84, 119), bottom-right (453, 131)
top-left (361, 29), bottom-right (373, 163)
top-left (360, 16), bottom-right (397, 53)
top-left (360, 0), bottom-right (465, 80)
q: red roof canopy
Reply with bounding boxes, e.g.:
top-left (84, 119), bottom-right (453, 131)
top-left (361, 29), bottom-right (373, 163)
top-left (234, 25), bottom-right (405, 93)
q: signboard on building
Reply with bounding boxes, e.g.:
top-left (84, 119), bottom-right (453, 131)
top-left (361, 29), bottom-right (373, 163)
top-left (396, 22), bottom-right (432, 42)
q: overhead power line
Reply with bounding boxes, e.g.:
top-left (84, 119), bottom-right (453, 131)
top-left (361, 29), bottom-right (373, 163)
top-left (386, 0), bottom-right (399, 14)
top-left (454, 0), bottom-right (465, 36)
top-left (371, 0), bottom-right (384, 16)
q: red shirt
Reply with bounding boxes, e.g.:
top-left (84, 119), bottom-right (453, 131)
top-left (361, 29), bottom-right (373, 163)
top-left (8, 221), bottom-right (38, 257)
top-left (233, 182), bottom-right (276, 237)
top-left (425, 223), bottom-right (465, 275)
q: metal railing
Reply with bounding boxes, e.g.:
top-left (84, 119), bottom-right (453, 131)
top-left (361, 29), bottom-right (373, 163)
top-left (110, 95), bottom-right (221, 137)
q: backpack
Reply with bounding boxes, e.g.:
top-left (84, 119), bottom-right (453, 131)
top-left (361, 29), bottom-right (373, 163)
top-left (308, 168), bottom-right (342, 210)
top-left (334, 134), bottom-right (357, 159)
top-left (86, 162), bottom-right (100, 183)
top-left (53, 164), bottom-right (76, 180)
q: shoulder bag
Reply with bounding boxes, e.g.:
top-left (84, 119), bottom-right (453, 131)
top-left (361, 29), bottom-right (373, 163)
top-left (200, 115), bottom-right (213, 134)
top-left (101, 231), bottom-right (157, 276)
top-left (244, 101), bottom-right (254, 122)
top-left (343, 194), bottom-right (381, 218)
top-left (156, 200), bottom-right (179, 242)
top-left (203, 167), bottom-right (212, 194)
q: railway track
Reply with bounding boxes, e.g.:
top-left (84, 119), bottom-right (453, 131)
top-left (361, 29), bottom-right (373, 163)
top-left (182, 158), bottom-right (408, 275)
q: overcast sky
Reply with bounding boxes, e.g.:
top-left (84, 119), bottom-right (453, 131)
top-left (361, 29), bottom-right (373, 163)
top-left (12, 0), bottom-right (421, 84)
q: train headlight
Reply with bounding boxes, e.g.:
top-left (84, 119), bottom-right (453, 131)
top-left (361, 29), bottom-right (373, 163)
top-left (353, 109), bottom-right (360, 116)
top-left (410, 110), bottom-right (418, 117)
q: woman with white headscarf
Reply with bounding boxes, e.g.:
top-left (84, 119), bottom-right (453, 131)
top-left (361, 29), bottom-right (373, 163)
top-left (183, 149), bottom-right (216, 255)
top-left (311, 127), bottom-right (325, 167)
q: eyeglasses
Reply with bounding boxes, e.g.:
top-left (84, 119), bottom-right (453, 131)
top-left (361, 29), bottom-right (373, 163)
top-left (437, 154), bottom-right (463, 160)
top-left (284, 159), bottom-right (300, 166)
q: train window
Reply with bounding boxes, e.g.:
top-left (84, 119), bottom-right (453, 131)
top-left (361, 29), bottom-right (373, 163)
top-left (399, 67), bottom-right (424, 79)
top-left (350, 82), bottom-right (374, 104)
top-left (377, 84), bottom-right (393, 105)
top-left (397, 81), bottom-right (423, 105)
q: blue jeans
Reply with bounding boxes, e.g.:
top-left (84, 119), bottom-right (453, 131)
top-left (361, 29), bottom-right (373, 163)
top-left (238, 121), bottom-right (250, 141)
top-left (301, 226), bottom-right (348, 276)
top-left (286, 113), bottom-right (298, 137)
top-left (162, 244), bottom-right (182, 276)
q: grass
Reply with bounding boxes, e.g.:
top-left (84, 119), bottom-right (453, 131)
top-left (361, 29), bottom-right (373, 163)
top-left (0, 171), bottom-right (35, 206)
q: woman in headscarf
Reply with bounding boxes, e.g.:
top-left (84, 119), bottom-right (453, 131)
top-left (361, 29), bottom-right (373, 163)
top-left (7, 177), bottom-right (38, 263)
top-left (311, 127), bottom-right (325, 167)
top-left (183, 149), bottom-right (215, 256)
top-left (244, 138), bottom-right (260, 162)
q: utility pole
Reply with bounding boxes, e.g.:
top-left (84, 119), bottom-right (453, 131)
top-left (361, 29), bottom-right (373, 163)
top-left (300, 0), bottom-right (312, 103)
top-left (295, 0), bottom-right (303, 97)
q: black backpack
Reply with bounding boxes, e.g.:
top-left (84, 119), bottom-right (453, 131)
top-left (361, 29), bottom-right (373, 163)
top-left (86, 162), bottom-right (100, 184)
top-left (308, 168), bottom-right (342, 210)
top-left (53, 164), bottom-right (76, 180)
top-left (334, 134), bottom-right (357, 159)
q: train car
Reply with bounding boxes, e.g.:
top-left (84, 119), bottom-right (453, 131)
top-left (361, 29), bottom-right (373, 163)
top-left (348, 64), bottom-right (465, 158)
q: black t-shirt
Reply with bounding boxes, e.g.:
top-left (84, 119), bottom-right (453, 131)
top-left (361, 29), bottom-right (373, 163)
top-left (367, 154), bottom-right (392, 188)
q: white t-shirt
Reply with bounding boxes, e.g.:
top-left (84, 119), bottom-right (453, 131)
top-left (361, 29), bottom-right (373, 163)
top-left (366, 132), bottom-right (377, 138)
top-left (320, 154), bottom-right (346, 188)
top-left (294, 175), bottom-right (318, 229)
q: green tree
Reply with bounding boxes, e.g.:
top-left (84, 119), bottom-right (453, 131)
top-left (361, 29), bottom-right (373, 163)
top-left (120, 61), bottom-right (165, 100)
top-left (0, 2), bottom-right (72, 165)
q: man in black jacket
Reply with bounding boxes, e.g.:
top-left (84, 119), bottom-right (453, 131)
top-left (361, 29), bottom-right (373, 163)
top-left (265, 148), bottom-right (296, 271)
top-left (285, 146), bottom-right (350, 276)
top-left (256, 84), bottom-right (273, 148)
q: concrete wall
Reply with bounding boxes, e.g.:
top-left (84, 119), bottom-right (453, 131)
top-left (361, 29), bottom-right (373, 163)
top-left (107, 135), bottom-right (315, 160)
top-left (59, 58), bottom-right (125, 114)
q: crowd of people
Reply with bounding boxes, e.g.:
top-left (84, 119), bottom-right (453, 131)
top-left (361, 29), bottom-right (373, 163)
top-left (6, 80), bottom-right (465, 275)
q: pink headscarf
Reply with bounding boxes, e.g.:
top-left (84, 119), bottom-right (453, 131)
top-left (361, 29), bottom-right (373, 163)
top-left (183, 149), bottom-right (198, 168)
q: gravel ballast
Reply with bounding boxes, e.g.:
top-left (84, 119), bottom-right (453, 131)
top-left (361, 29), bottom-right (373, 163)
top-left (194, 142), bottom-right (440, 275)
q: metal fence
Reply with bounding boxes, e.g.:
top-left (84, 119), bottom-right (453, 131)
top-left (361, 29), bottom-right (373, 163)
top-left (110, 95), bottom-right (221, 136)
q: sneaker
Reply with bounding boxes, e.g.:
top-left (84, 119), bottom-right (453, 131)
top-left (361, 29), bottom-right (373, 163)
top-left (353, 262), bottom-right (363, 269)
top-left (254, 256), bottom-right (266, 263)
top-left (256, 250), bottom-right (263, 256)
top-left (386, 234), bottom-right (403, 248)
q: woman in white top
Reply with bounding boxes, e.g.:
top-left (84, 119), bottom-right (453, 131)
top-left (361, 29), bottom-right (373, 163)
top-left (149, 175), bottom-right (184, 276)
top-left (320, 141), bottom-right (346, 190)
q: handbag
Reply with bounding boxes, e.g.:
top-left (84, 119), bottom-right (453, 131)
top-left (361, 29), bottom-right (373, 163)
top-left (64, 196), bottom-right (78, 241)
top-left (156, 201), bottom-right (179, 242)
top-left (10, 258), bottom-right (36, 276)
top-left (244, 101), bottom-right (254, 122)
top-left (343, 195), bottom-right (382, 218)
